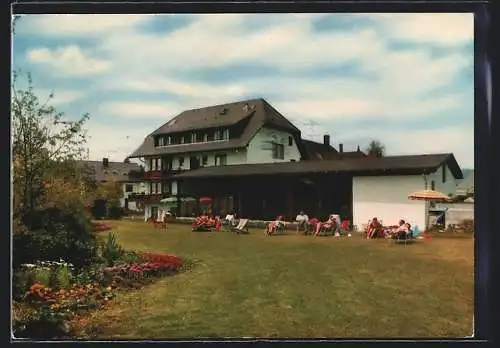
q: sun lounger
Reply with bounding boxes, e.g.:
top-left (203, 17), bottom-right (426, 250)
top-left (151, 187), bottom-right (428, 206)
top-left (232, 219), bottom-right (249, 234)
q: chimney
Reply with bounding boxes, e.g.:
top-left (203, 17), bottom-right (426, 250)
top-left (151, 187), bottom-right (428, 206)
top-left (339, 143), bottom-right (344, 153)
top-left (357, 145), bottom-right (360, 152)
top-left (323, 134), bottom-right (330, 146)
top-left (102, 158), bottom-right (109, 167)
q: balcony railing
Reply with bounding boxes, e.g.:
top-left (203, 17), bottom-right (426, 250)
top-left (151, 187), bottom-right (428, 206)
top-left (143, 169), bottom-right (185, 180)
top-left (127, 193), bottom-right (169, 203)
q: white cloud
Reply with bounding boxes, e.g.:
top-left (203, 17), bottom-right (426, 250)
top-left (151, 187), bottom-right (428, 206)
top-left (83, 120), bottom-right (154, 162)
top-left (35, 88), bottom-right (83, 105)
top-left (16, 14), bottom-right (152, 36)
top-left (363, 13), bottom-right (474, 45)
top-left (27, 45), bottom-right (111, 76)
top-left (98, 101), bottom-right (183, 119)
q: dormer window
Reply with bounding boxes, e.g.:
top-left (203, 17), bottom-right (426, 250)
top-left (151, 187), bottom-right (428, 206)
top-left (223, 129), bottom-right (230, 140)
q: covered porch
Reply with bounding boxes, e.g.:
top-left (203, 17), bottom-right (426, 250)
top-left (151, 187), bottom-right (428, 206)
top-left (176, 172), bottom-right (353, 221)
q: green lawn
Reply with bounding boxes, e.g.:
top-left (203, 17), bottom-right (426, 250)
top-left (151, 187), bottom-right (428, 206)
top-left (81, 220), bottom-right (473, 339)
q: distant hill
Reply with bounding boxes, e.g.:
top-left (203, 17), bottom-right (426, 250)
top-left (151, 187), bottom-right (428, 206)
top-left (461, 168), bottom-right (474, 179)
top-left (457, 168), bottom-right (474, 195)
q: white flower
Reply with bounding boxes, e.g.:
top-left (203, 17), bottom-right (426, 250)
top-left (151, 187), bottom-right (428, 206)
top-left (21, 264), bottom-right (36, 268)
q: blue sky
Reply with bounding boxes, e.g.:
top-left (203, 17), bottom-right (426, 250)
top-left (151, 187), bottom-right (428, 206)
top-left (12, 13), bottom-right (474, 168)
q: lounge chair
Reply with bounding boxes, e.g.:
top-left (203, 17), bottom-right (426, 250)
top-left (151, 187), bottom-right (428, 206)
top-left (232, 219), bottom-right (249, 234)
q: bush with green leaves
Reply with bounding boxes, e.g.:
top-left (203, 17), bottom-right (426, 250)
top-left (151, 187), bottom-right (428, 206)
top-left (101, 232), bottom-right (124, 267)
top-left (13, 207), bottom-right (98, 270)
top-left (107, 205), bottom-right (124, 220)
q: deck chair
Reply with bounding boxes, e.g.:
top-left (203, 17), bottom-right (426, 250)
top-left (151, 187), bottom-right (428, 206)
top-left (232, 219), bottom-right (249, 234)
top-left (393, 229), bottom-right (416, 246)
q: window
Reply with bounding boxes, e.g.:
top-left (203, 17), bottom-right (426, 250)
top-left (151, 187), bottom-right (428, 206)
top-left (272, 143), bottom-right (285, 159)
top-left (442, 165), bottom-right (447, 183)
top-left (191, 133), bottom-right (197, 143)
top-left (178, 157), bottom-right (185, 168)
top-left (125, 184), bottom-right (134, 192)
top-left (180, 136), bottom-right (185, 144)
top-left (431, 180), bottom-right (435, 191)
top-left (215, 154), bottom-right (227, 166)
top-left (167, 136), bottom-right (172, 145)
top-left (288, 136), bottom-right (293, 146)
top-left (214, 129), bottom-right (222, 141)
top-left (207, 132), bottom-right (214, 142)
top-left (158, 136), bottom-right (165, 146)
top-left (162, 181), bottom-right (170, 194)
top-left (203, 134), bottom-right (208, 142)
top-left (202, 155), bottom-right (208, 166)
top-left (152, 158), bottom-right (160, 171)
top-left (223, 129), bottom-right (230, 140)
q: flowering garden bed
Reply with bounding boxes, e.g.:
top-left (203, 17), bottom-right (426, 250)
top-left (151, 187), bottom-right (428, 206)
top-left (92, 222), bottom-right (112, 232)
top-left (13, 252), bottom-right (184, 339)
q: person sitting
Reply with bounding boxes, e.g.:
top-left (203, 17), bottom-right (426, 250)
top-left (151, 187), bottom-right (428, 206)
top-left (392, 219), bottom-right (407, 239)
top-left (314, 215), bottom-right (337, 236)
top-left (224, 212), bottom-right (236, 227)
top-left (295, 211), bottom-right (309, 232)
top-left (266, 215), bottom-right (285, 235)
top-left (366, 217), bottom-right (383, 239)
top-left (307, 218), bottom-right (319, 235)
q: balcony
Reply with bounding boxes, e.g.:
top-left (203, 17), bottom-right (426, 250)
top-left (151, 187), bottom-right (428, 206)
top-left (127, 193), bottom-right (169, 204)
top-left (143, 169), bottom-right (184, 180)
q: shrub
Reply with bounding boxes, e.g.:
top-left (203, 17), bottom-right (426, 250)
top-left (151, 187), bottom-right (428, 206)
top-left (101, 232), bottom-right (124, 267)
top-left (107, 205), bottom-right (124, 220)
top-left (14, 207), bottom-right (98, 270)
top-left (91, 199), bottom-right (107, 219)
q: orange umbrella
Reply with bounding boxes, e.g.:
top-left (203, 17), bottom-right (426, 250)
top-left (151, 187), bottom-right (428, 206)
top-left (408, 190), bottom-right (450, 202)
top-left (408, 190), bottom-right (450, 233)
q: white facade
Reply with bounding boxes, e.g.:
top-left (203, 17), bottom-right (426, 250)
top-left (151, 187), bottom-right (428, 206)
top-left (352, 175), bottom-right (428, 232)
top-left (427, 164), bottom-right (457, 196)
top-left (352, 163), bottom-right (459, 231)
top-left (120, 182), bottom-right (146, 211)
top-left (146, 127), bottom-right (301, 199)
top-left (246, 127), bottom-right (301, 163)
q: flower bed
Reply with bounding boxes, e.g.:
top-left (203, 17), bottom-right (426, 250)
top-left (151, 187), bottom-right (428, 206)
top-left (92, 222), bottom-right (112, 232)
top-left (13, 252), bottom-right (184, 339)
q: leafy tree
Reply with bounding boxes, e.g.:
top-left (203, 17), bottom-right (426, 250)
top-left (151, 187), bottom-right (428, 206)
top-left (40, 161), bottom-right (96, 210)
top-left (11, 71), bottom-right (90, 217)
top-left (365, 140), bottom-right (385, 158)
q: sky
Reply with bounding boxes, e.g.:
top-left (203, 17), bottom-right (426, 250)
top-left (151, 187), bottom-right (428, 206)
top-left (12, 13), bottom-right (474, 168)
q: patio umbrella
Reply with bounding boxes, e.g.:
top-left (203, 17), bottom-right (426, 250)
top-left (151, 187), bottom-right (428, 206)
top-left (408, 190), bottom-right (450, 232)
top-left (408, 190), bottom-right (450, 202)
top-left (199, 197), bottom-right (213, 204)
top-left (180, 197), bottom-right (196, 202)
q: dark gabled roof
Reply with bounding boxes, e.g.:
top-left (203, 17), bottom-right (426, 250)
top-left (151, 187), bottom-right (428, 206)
top-left (301, 139), bottom-right (339, 160)
top-left (338, 150), bottom-right (367, 159)
top-left (77, 160), bottom-right (141, 182)
top-left (128, 98), bottom-right (303, 158)
top-left (173, 153), bottom-right (463, 180)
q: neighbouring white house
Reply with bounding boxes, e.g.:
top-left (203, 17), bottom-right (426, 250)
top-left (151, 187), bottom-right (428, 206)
top-left (126, 97), bottom-right (463, 230)
top-left (78, 158), bottom-right (145, 212)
